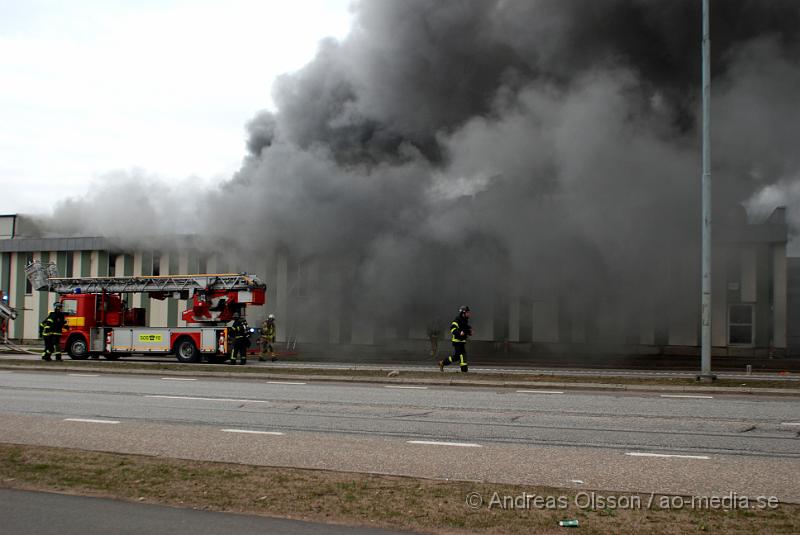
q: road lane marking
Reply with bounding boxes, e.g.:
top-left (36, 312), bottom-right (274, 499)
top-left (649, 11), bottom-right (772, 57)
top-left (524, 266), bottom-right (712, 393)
top-left (780, 422), bottom-right (800, 426)
top-left (160, 377), bottom-right (197, 381)
top-left (570, 480), bottom-right (584, 484)
top-left (660, 394), bottom-right (714, 399)
top-left (68, 373), bottom-right (100, 377)
top-left (222, 429), bottom-right (284, 435)
top-left (407, 440), bottom-right (482, 448)
top-left (625, 452), bottom-right (710, 460)
top-left (64, 418), bottom-right (120, 424)
top-left (385, 386), bottom-right (428, 389)
top-left (517, 390), bottom-right (564, 394)
top-left (146, 395), bottom-right (269, 404)
top-left (266, 381), bottom-right (307, 385)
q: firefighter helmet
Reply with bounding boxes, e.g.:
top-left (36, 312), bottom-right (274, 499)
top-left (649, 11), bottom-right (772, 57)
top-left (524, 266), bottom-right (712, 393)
top-left (53, 302), bottom-right (62, 309)
top-left (268, 314), bottom-right (275, 320)
top-left (458, 305), bottom-right (470, 314)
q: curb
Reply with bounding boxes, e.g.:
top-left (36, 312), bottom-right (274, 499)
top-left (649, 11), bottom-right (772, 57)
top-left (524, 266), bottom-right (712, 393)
top-left (1, 363), bottom-right (799, 396)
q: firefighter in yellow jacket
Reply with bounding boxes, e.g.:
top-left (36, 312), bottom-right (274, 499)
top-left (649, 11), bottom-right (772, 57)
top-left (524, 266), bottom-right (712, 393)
top-left (259, 314), bottom-right (277, 362)
top-left (39, 302), bottom-right (66, 361)
top-left (439, 305), bottom-right (472, 373)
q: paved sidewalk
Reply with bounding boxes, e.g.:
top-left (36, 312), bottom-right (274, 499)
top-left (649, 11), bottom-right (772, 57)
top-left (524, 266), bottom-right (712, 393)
top-left (0, 359), bottom-right (799, 396)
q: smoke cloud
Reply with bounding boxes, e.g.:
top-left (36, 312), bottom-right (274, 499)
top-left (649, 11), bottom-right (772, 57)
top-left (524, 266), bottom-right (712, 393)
top-left (50, 0), bottom-right (800, 340)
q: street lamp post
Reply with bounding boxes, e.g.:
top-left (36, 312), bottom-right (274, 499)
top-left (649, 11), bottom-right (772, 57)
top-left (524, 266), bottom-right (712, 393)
top-left (699, 0), bottom-right (715, 381)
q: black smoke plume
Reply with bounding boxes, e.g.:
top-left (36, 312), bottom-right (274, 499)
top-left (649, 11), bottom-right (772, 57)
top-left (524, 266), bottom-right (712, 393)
top-left (52, 0), bottom-right (800, 342)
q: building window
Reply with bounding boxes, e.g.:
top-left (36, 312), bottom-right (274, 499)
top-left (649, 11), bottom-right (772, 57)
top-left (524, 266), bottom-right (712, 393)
top-left (152, 252), bottom-right (161, 276)
top-left (66, 253), bottom-right (74, 277)
top-left (198, 256), bottom-right (207, 274)
top-left (295, 263), bottom-right (307, 299)
top-left (728, 304), bottom-right (754, 346)
top-left (25, 253), bottom-right (33, 294)
top-left (109, 253), bottom-right (118, 277)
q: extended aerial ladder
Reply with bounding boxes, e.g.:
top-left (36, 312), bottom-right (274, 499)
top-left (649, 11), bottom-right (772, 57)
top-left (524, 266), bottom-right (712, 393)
top-left (24, 260), bottom-right (267, 362)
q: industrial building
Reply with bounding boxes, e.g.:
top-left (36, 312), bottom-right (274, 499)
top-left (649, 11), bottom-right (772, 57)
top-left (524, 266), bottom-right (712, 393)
top-left (1, 210), bottom-right (796, 358)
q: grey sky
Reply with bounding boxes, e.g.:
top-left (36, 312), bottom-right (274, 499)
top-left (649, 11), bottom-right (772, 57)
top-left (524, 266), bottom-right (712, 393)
top-left (0, 0), bottom-right (353, 213)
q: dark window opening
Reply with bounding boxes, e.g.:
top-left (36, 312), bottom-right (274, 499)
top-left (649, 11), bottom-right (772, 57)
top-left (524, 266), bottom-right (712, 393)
top-left (25, 253), bottom-right (33, 294)
top-left (728, 304), bottom-right (754, 346)
top-left (109, 253), bottom-right (118, 277)
top-left (152, 252), bottom-right (161, 277)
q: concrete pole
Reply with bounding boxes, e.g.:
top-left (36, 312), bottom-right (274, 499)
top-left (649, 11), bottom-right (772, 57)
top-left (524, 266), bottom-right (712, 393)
top-left (700, 0), bottom-right (714, 380)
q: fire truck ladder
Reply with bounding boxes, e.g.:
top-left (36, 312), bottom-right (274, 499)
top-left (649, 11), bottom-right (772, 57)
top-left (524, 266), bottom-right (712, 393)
top-left (25, 260), bottom-right (266, 295)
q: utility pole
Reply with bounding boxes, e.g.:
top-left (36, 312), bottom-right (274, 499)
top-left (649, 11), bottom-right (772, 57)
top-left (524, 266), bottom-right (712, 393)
top-left (699, 0), bottom-right (715, 381)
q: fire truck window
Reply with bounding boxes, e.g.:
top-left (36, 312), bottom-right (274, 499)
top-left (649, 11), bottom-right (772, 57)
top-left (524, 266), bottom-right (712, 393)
top-left (62, 301), bottom-right (78, 316)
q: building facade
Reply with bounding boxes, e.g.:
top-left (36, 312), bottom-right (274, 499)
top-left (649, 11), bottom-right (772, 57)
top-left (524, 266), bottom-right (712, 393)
top-left (0, 211), bottom-right (794, 358)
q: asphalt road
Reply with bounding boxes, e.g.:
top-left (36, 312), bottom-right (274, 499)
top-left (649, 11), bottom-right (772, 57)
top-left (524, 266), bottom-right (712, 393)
top-left (0, 370), bottom-right (798, 503)
top-left (0, 488), bottom-right (412, 535)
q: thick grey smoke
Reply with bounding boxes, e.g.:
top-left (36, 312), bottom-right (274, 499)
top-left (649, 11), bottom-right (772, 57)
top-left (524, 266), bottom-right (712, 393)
top-left (51, 0), bottom-right (800, 339)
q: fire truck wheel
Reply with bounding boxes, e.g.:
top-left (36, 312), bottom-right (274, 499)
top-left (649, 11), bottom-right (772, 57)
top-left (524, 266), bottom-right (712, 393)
top-left (67, 336), bottom-right (90, 360)
top-left (174, 337), bottom-right (200, 363)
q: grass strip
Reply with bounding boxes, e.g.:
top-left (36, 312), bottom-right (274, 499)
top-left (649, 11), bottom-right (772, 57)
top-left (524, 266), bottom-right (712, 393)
top-left (0, 443), bottom-right (797, 534)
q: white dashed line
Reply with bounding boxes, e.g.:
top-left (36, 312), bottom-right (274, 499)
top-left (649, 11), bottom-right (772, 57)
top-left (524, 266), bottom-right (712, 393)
top-left (146, 395), bottom-right (269, 403)
top-left (64, 418), bottom-right (120, 424)
top-left (68, 374), bottom-right (100, 377)
top-left (385, 385), bottom-right (428, 389)
top-left (160, 377), bottom-right (197, 381)
top-left (222, 429), bottom-right (284, 435)
top-left (266, 381), bottom-right (307, 385)
top-left (407, 440), bottom-right (482, 448)
top-left (516, 390), bottom-right (564, 394)
top-left (780, 422), bottom-right (800, 426)
top-left (660, 394), bottom-right (714, 399)
top-left (570, 480), bottom-right (585, 484)
top-left (625, 452), bottom-right (710, 460)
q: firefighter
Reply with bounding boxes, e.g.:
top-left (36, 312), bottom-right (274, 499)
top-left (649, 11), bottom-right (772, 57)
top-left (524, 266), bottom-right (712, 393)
top-left (228, 311), bottom-right (250, 365)
top-left (39, 302), bottom-right (66, 362)
top-left (439, 305), bottom-right (472, 373)
top-left (259, 314), bottom-right (277, 362)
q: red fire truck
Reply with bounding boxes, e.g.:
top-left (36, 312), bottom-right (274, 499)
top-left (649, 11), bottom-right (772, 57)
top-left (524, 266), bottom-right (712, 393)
top-left (25, 261), bottom-right (266, 362)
